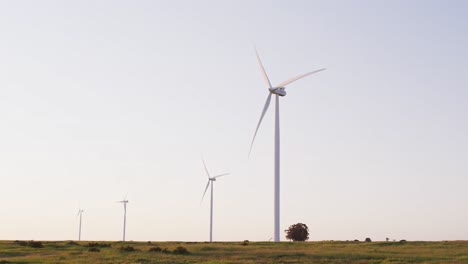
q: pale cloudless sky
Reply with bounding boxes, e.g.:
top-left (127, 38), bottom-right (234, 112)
top-left (1, 0), bottom-right (467, 242)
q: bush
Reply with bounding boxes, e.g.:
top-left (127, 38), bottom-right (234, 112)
top-left (161, 248), bottom-right (170, 254)
top-left (120, 246), bottom-right (136, 252)
top-left (241, 240), bottom-right (249, 246)
top-left (28, 241), bottom-right (44, 248)
top-left (365, 238), bottom-right (372, 242)
top-left (173, 246), bottom-right (189, 255)
top-left (14, 240), bottom-right (27, 246)
top-left (67, 241), bottom-right (79, 246)
top-left (88, 242), bottom-right (111, 248)
top-left (149, 246), bottom-right (162, 252)
top-left (285, 223), bottom-right (309, 241)
top-left (88, 247), bottom-right (100, 252)
top-left (399, 239), bottom-right (407, 243)
top-left (353, 239), bottom-right (359, 242)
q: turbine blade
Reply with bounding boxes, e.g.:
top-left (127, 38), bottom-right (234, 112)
top-left (249, 93), bottom-right (272, 157)
top-left (256, 48), bottom-right (273, 89)
top-left (201, 180), bottom-right (210, 204)
top-left (276, 68), bottom-right (326, 88)
top-left (202, 158), bottom-right (211, 178)
top-left (213, 173), bottom-right (229, 179)
top-left (76, 210), bottom-right (80, 218)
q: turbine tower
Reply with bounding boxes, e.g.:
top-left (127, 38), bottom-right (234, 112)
top-left (249, 49), bottom-right (325, 242)
top-left (117, 196), bottom-right (129, 242)
top-left (77, 209), bottom-right (84, 241)
top-left (200, 159), bottom-right (229, 242)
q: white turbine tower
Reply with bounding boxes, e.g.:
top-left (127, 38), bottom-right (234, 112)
top-left (249, 49), bottom-right (325, 242)
top-left (117, 195), bottom-right (129, 242)
top-left (77, 209), bottom-right (84, 241)
top-left (200, 159), bottom-right (229, 242)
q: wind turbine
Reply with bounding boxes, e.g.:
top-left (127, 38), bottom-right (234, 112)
top-left (200, 159), bottom-right (229, 242)
top-left (117, 195), bottom-right (129, 242)
top-left (77, 209), bottom-right (84, 241)
top-left (249, 49), bottom-right (325, 242)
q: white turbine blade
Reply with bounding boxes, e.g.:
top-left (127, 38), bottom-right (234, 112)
top-left (201, 180), bottom-right (210, 203)
top-left (276, 68), bottom-right (326, 88)
top-left (213, 173), bottom-right (229, 179)
top-left (256, 48), bottom-right (273, 89)
top-left (202, 159), bottom-right (211, 178)
top-left (76, 210), bottom-right (81, 218)
top-left (249, 93), bottom-right (272, 157)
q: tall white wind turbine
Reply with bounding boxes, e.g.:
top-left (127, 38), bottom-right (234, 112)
top-left (77, 209), bottom-right (84, 241)
top-left (117, 195), bottom-right (129, 242)
top-left (200, 159), bottom-right (229, 242)
top-left (249, 49), bottom-right (325, 242)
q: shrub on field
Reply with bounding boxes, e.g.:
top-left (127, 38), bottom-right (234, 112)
top-left (365, 238), bottom-right (372, 242)
top-left (28, 241), bottom-right (44, 248)
top-left (120, 246), bottom-right (136, 252)
top-left (161, 248), bottom-right (170, 254)
top-left (241, 240), bottom-right (249, 246)
top-left (173, 246), bottom-right (189, 255)
top-left (14, 240), bottom-right (27, 246)
top-left (88, 247), bottom-right (100, 252)
top-left (149, 246), bottom-right (162, 252)
top-left (285, 223), bottom-right (309, 241)
top-left (88, 242), bottom-right (111, 248)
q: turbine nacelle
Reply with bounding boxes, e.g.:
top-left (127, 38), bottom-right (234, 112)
top-left (269, 87), bottom-right (286, 96)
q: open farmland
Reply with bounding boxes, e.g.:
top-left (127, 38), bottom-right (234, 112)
top-left (1, 240), bottom-right (468, 263)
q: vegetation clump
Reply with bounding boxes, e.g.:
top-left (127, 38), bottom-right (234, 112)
top-left (149, 246), bottom-right (162, 252)
top-left (173, 246), bottom-right (189, 255)
top-left (365, 238), bottom-right (372, 242)
top-left (241, 240), bottom-right (249, 246)
top-left (27, 241), bottom-right (44, 248)
top-left (161, 248), bottom-right (170, 254)
top-left (88, 242), bottom-right (111, 248)
top-left (14, 240), bottom-right (27, 246)
top-left (285, 223), bottom-right (309, 241)
top-left (88, 247), bottom-right (100, 252)
top-left (120, 245), bottom-right (136, 252)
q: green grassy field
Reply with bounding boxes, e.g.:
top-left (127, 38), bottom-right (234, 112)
top-left (1, 240), bottom-right (467, 263)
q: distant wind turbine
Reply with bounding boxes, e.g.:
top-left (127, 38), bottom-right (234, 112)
top-left (200, 159), bottom-right (229, 242)
top-left (77, 209), bottom-right (84, 241)
top-left (117, 195), bottom-right (129, 242)
top-left (249, 48), bottom-right (325, 242)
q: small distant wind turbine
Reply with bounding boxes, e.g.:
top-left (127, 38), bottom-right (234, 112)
top-left (200, 159), bottom-right (229, 242)
top-left (249, 48), bottom-right (325, 242)
top-left (77, 209), bottom-right (84, 241)
top-left (117, 195), bottom-right (129, 242)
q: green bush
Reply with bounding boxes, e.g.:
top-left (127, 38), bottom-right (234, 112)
top-left (120, 246), bottom-right (136, 252)
top-left (88, 242), bottom-right (111, 248)
top-left (14, 240), bottom-right (27, 246)
top-left (88, 247), bottom-right (100, 252)
top-left (173, 246), bottom-right (189, 255)
top-left (149, 246), bottom-right (162, 252)
top-left (28, 241), bottom-right (44, 248)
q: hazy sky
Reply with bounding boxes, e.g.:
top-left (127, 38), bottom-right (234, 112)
top-left (1, 0), bottom-right (467, 242)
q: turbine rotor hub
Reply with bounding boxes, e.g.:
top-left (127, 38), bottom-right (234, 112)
top-left (269, 87), bottom-right (287, 96)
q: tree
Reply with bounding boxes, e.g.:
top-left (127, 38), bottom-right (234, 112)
top-left (285, 223), bottom-right (309, 241)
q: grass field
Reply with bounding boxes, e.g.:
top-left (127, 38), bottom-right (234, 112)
top-left (1, 240), bottom-right (467, 263)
